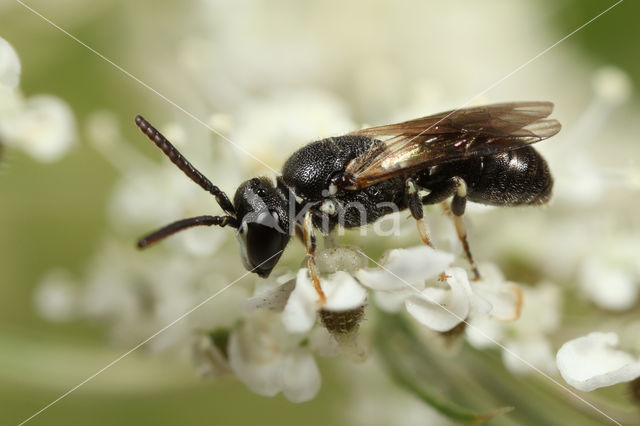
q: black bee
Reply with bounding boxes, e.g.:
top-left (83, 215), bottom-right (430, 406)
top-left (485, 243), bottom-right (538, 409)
top-left (135, 102), bottom-right (560, 301)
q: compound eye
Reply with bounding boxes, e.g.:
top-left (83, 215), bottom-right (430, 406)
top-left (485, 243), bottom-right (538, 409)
top-left (246, 223), bottom-right (286, 277)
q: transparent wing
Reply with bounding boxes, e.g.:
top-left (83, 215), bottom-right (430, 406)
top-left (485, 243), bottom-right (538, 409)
top-left (345, 102), bottom-right (560, 188)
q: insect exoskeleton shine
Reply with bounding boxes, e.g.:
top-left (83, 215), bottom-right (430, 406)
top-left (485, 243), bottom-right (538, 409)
top-left (135, 102), bottom-right (561, 302)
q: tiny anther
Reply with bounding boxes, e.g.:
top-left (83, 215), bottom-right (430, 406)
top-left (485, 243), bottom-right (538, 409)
top-left (438, 272), bottom-right (451, 282)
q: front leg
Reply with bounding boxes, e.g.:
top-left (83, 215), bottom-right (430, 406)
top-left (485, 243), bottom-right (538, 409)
top-left (302, 210), bottom-right (327, 304)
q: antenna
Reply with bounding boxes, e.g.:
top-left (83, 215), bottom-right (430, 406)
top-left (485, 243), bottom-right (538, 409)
top-left (135, 115), bottom-right (236, 216)
top-left (137, 215), bottom-right (237, 249)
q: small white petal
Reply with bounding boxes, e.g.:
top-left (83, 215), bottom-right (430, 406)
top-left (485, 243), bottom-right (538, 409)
top-left (228, 312), bottom-right (322, 401)
top-left (280, 350), bottom-right (321, 403)
top-left (323, 271), bottom-right (367, 311)
top-left (472, 263), bottom-right (522, 321)
top-left (228, 328), bottom-right (281, 397)
top-left (244, 278), bottom-right (295, 312)
top-left (355, 246), bottom-right (453, 291)
top-left (0, 37), bottom-right (20, 89)
top-left (557, 332), bottom-right (640, 391)
top-left (281, 269), bottom-right (319, 333)
top-left (405, 267), bottom-right (471, 332)
top-left (478, 281), bottom-right (522, 321)
top-left (469, 292), bottom-right (493, 316)
top-left (580, 258), bottom-right (638, 311)
top-left (515, 283), bottom-right (562, 336)
top-left (373, 288), bottom-right (414, 313)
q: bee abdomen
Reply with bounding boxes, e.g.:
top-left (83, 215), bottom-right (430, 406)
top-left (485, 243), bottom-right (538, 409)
top-left (470, 147), bottom-right (553, 206)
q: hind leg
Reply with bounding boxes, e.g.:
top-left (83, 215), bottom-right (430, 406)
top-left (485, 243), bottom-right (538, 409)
top-left (422, 177), bottom-right (481, 280)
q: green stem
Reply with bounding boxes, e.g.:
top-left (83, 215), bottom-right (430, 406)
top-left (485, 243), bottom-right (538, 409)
top-left (375, 312), bottom-right (512, 423)
top-left (374, 310), bottom-right (625, 425)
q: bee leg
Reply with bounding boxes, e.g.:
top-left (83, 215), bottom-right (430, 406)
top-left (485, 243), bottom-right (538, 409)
top-left (406, 178), bottom-right (433, 247)
top-left (422, 177), bottom-right (481, 280)
top-left (448, 209), bottom-right (482, 281)
top-left (303, 210), bottom-right (327, 304)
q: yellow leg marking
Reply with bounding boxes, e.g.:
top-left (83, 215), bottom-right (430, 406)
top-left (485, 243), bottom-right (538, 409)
top-left (303, 211), bottom-right (327, 304)
top-left (307, 257), bottom-right (327, 305)
top-left (416, 218), bottom-right (433, 247)
top-left (452, 212), bottom-right (481, 281)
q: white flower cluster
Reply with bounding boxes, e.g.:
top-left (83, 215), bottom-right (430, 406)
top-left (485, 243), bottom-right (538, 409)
top-left (36, 103), bottom-right (552, 400)
top-left (32, 79), bottom-right (640, 408)
top-left (0, 37), bottom-right (75, 162)
top-left (203, 244), bottom-right (544, 401)
top-left (24, 0), bottom-right (640, 416)
top-left (357, 248), bottom-right (562, 377)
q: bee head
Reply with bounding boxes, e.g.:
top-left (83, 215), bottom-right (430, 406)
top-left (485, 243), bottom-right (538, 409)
top-left (233, 177), bottom-right (290, 277)
top-left (134, 116), bottom-right (290, 277)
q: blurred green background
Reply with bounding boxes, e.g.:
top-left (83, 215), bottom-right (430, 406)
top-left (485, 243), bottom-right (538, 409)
top-left (0, 0), bottom-right (637, 425)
